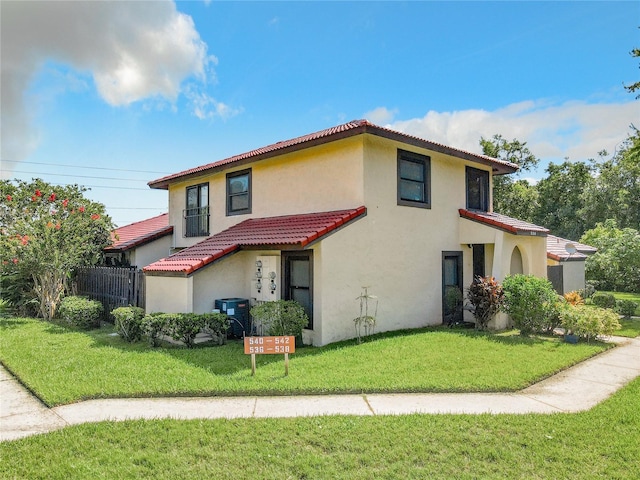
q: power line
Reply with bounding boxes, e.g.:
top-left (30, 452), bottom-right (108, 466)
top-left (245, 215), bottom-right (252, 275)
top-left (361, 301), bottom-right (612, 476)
top-left (1, 169), bottom-right (151, 182)
top-left (1, 159), bottom-right (171, 175)
top-left (49, 182), bottom-right (152, 191)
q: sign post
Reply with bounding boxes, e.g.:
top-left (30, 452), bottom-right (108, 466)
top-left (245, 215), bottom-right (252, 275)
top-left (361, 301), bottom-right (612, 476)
top-left (244, 336), bottom-right (296, 376)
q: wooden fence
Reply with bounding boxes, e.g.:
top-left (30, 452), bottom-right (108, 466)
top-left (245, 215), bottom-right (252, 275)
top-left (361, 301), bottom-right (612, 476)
top-left (74, 266), bottom-right (145, 319)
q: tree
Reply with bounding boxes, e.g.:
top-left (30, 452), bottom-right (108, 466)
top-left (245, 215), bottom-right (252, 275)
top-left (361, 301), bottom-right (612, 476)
top-left (580, 219), bottom-right (640, 293)
top-left (0, 179), bottom-right (114, 319)
top-left (624, 45), bottom-right (640, 98)
top-left (582, 129), bottom-right (640, 231)
top-left (480, 134), bottom-right (539, 221)
top-left (534, 160), bottom-right (594, 240)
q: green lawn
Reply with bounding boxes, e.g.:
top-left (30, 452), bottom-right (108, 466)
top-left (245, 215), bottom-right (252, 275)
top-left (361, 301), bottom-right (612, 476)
top-left (0, 317), bottom-right (611, 406)
top-left (618, 318), bottom-right (640, 338)
top-left (1, 377), bottom-right (638, 479)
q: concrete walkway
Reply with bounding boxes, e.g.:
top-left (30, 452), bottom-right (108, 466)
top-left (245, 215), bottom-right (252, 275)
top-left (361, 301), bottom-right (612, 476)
top-left (2, 336), bottom-right (639, 442)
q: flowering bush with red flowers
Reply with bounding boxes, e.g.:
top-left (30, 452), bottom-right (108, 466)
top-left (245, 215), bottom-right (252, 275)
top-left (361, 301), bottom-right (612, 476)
top-left (1, 179), bottom-right (114, 319)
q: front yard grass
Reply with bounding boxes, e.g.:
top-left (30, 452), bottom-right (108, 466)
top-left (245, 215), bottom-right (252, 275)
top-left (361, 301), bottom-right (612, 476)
top-left (0, 317), bottom-right (611, 406)
top-left (1, 377), bottom-right (638, 479)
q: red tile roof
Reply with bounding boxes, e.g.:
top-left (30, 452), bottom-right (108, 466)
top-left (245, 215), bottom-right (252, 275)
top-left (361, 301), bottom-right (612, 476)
top-left (105, 213), bottom-right (173, 252)
top-left (148, 120), bottom-right (518, 189)
top-left (144, 207), bottom-right (367, 276)
top-left (546, 234), bottom-right (596, 262)
top-left (459, 209), bottom-right (549, 236)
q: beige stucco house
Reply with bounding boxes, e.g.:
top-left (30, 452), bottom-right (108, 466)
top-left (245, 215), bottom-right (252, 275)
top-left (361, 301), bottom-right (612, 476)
top-left (105, 213), bottom-right (173, 269)
top-left (546, 235), bottom-right (597, 294)
top-left (143, 120), bottom-right (550, 346)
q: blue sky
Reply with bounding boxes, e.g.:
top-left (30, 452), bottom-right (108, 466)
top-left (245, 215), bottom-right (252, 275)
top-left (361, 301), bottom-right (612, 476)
top-left (1, 1), bottom-right (638, 226)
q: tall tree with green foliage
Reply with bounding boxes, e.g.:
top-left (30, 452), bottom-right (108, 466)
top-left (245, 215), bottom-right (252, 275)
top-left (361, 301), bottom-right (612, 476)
top-left (580, 219), bottom-right (640, 293)
top-left (582, 129), bottom-right (640, 232)
top-left (534, 160), bottom-right (594, 240)
top-left (0, 179), bottom-right (114, 319)
top-left (480, 134), bottom-right (539, 221)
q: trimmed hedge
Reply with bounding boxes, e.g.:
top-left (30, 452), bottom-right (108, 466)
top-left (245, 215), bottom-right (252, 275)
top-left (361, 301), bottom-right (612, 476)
top-left (57, 296), bottom-right (103, 329)
top-left (112, 306), bottom-right (146, 342)
top-left (617, 300), bottom-right (639, 318)
top-left (592, 292), bottom-right (617, 309)
top-left (141, 312), bottom-right (230, 348)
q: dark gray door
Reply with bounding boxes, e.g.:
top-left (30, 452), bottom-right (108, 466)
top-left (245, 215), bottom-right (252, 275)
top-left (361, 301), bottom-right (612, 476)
top-left (548, 265), bottom-right (564, 294)
top-left (283, 252), bottom-right (313, 329)
top-left (442, 251), bottom-right (463, 324)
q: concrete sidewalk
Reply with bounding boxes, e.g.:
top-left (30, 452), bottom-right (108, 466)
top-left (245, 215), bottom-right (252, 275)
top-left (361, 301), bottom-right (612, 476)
top-left (2, 336), bottom-right (639, 442)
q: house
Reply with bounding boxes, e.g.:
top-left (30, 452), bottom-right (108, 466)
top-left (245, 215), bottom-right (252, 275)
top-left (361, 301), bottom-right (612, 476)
top-left (546, 234), bottom-right (597, 294)
top-left (104, 213), bottom-right (173, 268)
top-left (143, 119), bottom-right (550, 346)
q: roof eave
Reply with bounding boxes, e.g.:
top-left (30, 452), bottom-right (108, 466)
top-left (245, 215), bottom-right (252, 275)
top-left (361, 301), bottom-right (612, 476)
top-left (147, 121), bottom-right (518, 189)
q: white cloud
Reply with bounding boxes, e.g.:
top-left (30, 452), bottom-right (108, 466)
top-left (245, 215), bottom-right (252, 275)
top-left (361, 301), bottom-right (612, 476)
top-left (363, 106), bottom-right (398, 125)
top-left (186, 87), bottom-right (243, 121)
top-left (386, 100), bottom-right (639, 169)
top-left (1, 0), bottom-right (217, 164)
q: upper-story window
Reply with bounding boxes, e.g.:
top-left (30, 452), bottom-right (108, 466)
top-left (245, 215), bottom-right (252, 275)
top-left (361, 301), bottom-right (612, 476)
top-left (466, 167), bottom-right (489, 212)
top-left (226, 169), bottom-right (251, 216)
top-left (397, 149), bottom-right (431, 208)
top-left (184, 183), bottom-right (209, 237)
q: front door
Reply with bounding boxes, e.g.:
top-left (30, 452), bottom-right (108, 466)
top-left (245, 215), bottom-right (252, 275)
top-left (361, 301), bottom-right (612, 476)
top-left (442, 251), bottom-right (463, 324)
top-left (283, 251), bottom-right (313, 329)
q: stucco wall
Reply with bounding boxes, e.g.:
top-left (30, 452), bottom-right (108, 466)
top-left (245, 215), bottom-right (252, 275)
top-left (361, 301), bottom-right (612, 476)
top-left (459, 219), bottom-right (547, 281)
top-left (145, 276), bottom-right (193, 314)
top-left (561, 261), bottom-right (587, 294)
top-left (129, 235), bottom-right (172, 269)
top-left (307, 136), bottom-right (492, 345)
top-left (168, 137), bottom-right (365, 249)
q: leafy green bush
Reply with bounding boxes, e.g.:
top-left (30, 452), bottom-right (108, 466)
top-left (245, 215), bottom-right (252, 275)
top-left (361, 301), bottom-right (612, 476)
top-left (501, 275), bottom-right (560, 335)
top-left (0, 298), bottom-right (13, 317)
top-left (111, 306), bottom-right (145, 342)
top-left (577, 282), bottom-right (596, 300)
top-left (165, 313), bottom-right (206, 348)
top-left (560, 304), bottom-right (621, 341)
top-left (250, 300), bottom-right (309, 337)
top-left (466, 276), bottom-right (504, 330)
top-left (591, 292), bottom-right (616, 309)
top-left (201, 312), bottom-right (230, 344)
top-left (57, 296), bottom-right (102, 329)
top-left (617, 300), bottom-right (639, 318)
top-left (142, 313), bottom-right (172, 347)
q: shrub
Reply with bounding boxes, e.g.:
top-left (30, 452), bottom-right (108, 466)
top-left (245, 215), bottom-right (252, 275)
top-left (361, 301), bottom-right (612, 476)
top-left (111, 306), bottom-right (145, 342)
top-left (560, 304), bottom-right (621, 341)
top-left (501, 274), bottom-right (560, 335)
top-left (251, 300), bottom-right (309, 337)
top-left (577, 282), bottom-right (596, 300)
top-left (142, 313), bottom-right (171, 347)
top-left (617, 299), bottom-right (639, 318)
top-left (166, 313), bottom-right (206, 348)
top-left (563, 291), bottom-right (584, 306)
top-left (201, 312), bottom-right (230, 344)
top-left (591, 292), bottom-right (616, 309)
top-left (57, 296), bottom-right (102, 329)
top-left (466, 276), bottom-right (504, 330)
top-left (0, 298), bottom-right (13, 317)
